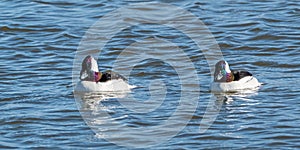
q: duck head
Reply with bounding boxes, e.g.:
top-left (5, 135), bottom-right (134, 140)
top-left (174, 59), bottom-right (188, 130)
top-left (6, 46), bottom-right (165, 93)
top-left (214, 60), bottom-right (234, 82)
top-left (80, 55), bottom-right (102, 82)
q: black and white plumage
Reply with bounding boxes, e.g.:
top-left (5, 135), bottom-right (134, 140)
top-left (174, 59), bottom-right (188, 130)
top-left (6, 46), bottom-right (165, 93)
top-left (75, 55), bottom-right (134, 92)
top-left (232, 70), bottom-right (253, 81)
top-left (98, 71), bottom-right (127, 82)
top-left (80, 55), bottom-right (126, 82)
top-left (211, 60), bottom-right (261, 92)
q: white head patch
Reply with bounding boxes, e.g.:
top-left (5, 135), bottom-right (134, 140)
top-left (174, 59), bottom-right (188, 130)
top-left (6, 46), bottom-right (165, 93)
top-left (224, 61), bottom-right (231, 73)
top-left (90, 57), bottom-right (99, 72)
top-left (217, 72), bottom-right (223, 80)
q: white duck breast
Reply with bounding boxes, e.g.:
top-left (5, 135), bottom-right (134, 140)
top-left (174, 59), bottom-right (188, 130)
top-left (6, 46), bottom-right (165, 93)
top-left (210, 60), bottom-right (261, 92)
top-left (75, 79), bottom-right (135, 92)
top-left (210, 76), bottom-right (261, 92)
top-left (74, 55), bottom-right (135, 92)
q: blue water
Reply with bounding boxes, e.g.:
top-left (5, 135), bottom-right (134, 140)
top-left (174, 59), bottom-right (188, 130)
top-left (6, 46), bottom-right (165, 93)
top-left (1, 0), bottom-right (300, 149)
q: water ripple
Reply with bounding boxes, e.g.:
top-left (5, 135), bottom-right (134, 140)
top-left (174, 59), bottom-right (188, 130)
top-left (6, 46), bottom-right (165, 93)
top-left (1, 0), bottom-right (300, 149)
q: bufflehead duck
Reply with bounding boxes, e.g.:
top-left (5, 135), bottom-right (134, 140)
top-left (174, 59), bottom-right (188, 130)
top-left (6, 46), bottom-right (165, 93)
top-left (75, 55), bottom-right (135, 92)
top-left (210, 60), bottom-right (261, 92)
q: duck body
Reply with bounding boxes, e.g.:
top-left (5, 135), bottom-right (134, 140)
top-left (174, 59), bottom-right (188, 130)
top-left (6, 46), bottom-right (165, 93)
top-left (211, 76), bottom-right (261, 92)
top-left (75, 79), bottom-right (134, 92)
top-left (74, 55), bottom-right (135, 92)
top-left (210, 60), bottom-right (261, 92)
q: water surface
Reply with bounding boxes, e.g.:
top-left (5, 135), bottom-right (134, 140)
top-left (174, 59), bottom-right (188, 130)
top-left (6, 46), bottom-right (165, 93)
top-left (1, 0), bottom-right (300, 149)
